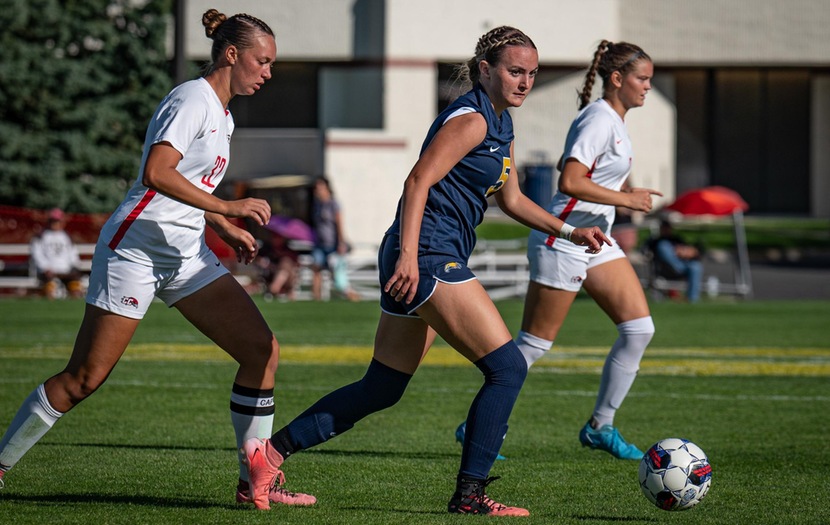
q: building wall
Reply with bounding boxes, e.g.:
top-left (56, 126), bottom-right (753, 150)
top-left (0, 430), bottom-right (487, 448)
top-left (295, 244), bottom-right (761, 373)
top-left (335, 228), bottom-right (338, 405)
top-left (621, 0), bottom-right (830, 65)
top-left (185, 0), bottom-right (355, 59)
top-left (813, 76), bottom-right (830, 218)
top-left (183, 0), bottom-right (830, 250)
top-left (383, 0), bottom-right (620, 62)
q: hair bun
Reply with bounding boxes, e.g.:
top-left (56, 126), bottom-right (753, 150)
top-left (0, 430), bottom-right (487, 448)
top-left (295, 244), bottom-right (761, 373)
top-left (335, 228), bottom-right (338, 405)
top-left (202, 8), bottom-right (227, 39)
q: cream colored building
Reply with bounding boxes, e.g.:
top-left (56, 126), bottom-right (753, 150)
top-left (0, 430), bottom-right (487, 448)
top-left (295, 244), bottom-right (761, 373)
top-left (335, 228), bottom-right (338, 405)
top-left (183, 0), bottom-right (830, 249)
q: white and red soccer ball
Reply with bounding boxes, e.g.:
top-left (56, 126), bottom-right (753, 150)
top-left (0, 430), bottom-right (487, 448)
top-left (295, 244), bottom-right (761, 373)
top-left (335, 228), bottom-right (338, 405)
top-left (638, 438), bottom-right (712, 511)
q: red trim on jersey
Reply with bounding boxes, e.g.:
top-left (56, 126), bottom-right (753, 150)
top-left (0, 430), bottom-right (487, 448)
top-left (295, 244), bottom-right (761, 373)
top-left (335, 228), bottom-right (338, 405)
top-left (107, 190), bottom-right (157, 250)
top-left (545, 159), bottom-right (597, 247)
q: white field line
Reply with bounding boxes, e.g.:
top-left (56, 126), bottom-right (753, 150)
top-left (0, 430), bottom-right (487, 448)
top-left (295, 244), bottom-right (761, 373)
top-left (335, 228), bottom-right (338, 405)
top-left (0, 377), bottom-right (827, 403)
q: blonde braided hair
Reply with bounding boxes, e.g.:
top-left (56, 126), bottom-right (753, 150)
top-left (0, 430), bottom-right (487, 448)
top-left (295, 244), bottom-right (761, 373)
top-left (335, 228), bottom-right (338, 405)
top-left (455, 26), bottom-right (536, 87)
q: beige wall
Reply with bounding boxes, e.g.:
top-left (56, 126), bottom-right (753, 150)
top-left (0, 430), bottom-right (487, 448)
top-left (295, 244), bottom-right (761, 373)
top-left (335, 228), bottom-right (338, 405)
top-left (184, 0), bottom-right (355, 60)
top-left (621, 0), bottom-right (830, 65)
top-left (183, 0), bottom-right (830, 247)
top-left (384, 0), bottom-right (620, 62)
top-left (186, 0), bottom-right (830, 65)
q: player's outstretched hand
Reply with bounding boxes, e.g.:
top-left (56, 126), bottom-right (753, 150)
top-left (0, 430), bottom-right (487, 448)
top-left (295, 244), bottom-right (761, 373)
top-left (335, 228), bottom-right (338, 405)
top-left (571, 226), bottom-right (612, 254)
top-left (625, 187), bottom-right (663, 213)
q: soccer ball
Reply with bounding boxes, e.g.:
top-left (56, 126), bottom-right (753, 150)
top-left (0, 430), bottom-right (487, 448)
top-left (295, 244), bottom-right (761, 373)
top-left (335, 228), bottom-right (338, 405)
top-left (638, 438), bottom-right (712, 511)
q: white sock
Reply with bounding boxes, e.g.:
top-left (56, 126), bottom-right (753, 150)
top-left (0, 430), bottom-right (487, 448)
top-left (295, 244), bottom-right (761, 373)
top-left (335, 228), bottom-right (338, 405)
top-left (592, 316), bottom-right (655, 428)
top-left (0, 384), bottom-right (64, 470)
top-left (230, 384), bottom-right (274, 483)
top-left (515, 330), bottom-right (553, 368)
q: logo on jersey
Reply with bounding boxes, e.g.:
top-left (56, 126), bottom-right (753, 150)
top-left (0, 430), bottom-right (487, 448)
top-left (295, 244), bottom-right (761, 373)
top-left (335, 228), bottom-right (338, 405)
top-left (121, 296), bottom-right (139, 308)
top-left (443, 262), bottom-right (463, 273)
top-left (485, 157), bottom-right (511, 197)
top-left (489, 145), bottom-right (500, 152)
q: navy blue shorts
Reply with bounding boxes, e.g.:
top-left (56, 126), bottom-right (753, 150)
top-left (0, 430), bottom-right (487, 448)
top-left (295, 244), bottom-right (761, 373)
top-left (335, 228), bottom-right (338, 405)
top-left (378, 234), bottom-right (476, 317)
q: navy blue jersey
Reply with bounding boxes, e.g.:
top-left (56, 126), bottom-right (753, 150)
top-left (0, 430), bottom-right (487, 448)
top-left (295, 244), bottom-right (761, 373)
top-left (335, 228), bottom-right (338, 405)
top-left (386, 84), bottom-right (514, 262)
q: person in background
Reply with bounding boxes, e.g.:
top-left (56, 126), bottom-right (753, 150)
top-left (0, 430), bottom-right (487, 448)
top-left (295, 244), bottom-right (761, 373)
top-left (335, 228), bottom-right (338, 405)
top-left (240, 26), bottom-right (608, 516)
top-left (309, 176), bottom-right (360, 301)
top-left (29, 208), bottom-right (84, 299)
top-left (0, 8), bottom-right (314, 508)
top-left (649, 219), bottom-right (703, 303)
top-left (259, 232), bottom-right (300, 302)
top-left (456, 40), bottom-right (660, 462)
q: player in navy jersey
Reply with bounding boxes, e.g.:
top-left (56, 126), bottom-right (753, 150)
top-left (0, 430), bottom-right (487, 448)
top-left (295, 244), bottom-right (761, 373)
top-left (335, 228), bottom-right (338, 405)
top-left (242, 26), bottom-right (609, 516)
top-left (0, 9), bottom-right (314, 507)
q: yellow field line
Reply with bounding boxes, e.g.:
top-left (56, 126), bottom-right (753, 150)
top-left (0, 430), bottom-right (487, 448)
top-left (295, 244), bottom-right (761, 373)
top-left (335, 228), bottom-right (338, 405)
top-left (2, 344), bottom-right (829, 376)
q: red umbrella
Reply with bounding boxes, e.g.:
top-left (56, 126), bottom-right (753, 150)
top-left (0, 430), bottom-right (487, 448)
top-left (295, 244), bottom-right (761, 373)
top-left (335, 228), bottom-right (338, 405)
top-left (665, 186), bottom-right (749, 216)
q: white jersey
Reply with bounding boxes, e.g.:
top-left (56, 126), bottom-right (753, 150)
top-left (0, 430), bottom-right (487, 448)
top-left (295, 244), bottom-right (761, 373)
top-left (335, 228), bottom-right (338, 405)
top-left (30, 230), bottom-right (80, 274)
top-left (99, 78), bottom-right (233, 267)
top-left (537, 98), bottom-right (632, 254)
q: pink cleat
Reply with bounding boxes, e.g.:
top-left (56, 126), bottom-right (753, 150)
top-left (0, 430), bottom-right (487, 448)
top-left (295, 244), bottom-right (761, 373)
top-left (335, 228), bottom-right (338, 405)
top-left (242, 437), bottom-right (313, 510)
top-left (236, 479), bottom-right (316, 506)
top-left (0, 468), bottom-right (5, 490)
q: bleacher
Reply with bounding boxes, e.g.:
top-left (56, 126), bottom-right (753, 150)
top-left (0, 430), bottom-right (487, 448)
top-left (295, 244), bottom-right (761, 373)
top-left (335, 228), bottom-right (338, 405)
top-left (0, 243), bottom-right (95, 295)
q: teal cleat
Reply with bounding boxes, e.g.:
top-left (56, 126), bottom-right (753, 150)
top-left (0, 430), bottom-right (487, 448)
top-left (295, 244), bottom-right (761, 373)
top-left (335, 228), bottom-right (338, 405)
top-left (578, 421), bottom-right (644, 460)
top-left (456, 421), bottom-right (506, 461)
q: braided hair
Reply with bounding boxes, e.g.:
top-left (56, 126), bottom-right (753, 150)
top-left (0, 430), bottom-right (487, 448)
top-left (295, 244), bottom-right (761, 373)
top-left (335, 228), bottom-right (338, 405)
top-left (202, 9), bottom-right (274, 72)
top-left (578, 41), bottom-right (651, 109)
top-left (455, 26), bottom-right (536, 87)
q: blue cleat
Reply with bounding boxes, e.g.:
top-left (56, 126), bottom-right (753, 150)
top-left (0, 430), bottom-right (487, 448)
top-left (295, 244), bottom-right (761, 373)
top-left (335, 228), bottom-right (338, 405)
top-left (456, 421), bottom-right (506, 461)
top-left (578, 421), bottom-right (644, 460)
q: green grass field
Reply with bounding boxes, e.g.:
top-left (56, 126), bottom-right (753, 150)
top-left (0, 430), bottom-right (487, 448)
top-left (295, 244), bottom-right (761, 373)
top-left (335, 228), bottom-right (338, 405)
top-left (1, 297), bottom-right (829, 524)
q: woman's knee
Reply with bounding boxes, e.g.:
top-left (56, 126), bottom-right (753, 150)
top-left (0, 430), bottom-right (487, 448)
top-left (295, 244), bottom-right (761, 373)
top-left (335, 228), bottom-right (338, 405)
top-left (233, 330), bottom-right (279, 372)
top-left (479, 341), bottom-right (528, 388)
top-left (48, 369), bottom-right (107, 407)
top-left (256, 334), bottom-right (280, 374)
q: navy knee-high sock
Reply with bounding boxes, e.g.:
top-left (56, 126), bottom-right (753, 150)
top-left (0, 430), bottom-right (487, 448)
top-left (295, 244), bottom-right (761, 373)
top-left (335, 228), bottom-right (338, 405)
top-left (271, 359), bottom-right (412, 457)
top-left (460, 341), bottom-right (528, 480)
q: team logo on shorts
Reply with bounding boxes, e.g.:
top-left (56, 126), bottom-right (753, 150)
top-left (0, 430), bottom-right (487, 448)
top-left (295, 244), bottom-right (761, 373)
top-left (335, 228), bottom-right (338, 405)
top-left (570, 276), bottom-right (583, 284)
top-left (121, 296), bottom-right (139, 308)
top-left (443, 262), bottom-right (463, 273)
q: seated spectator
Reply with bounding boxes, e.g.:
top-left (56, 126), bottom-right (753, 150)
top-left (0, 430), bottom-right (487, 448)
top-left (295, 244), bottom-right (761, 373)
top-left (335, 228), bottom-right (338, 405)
top-left (30, 208), bottom-right (83, 299)
top-left (648, 220), bottom-right (703, 303)
top-left (257, 233), bottom-right (300, 302)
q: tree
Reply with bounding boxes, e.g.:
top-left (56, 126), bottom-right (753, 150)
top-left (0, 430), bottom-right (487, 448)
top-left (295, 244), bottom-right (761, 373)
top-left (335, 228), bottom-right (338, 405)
top-left (0, 0), bottom-right (173, 213)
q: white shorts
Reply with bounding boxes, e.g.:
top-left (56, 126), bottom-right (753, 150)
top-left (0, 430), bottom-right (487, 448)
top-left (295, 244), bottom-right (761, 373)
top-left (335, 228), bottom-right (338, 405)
top-left (527, 235), bottom-right (627, 292)
top-left (86, 242), bottom-right (229, 319)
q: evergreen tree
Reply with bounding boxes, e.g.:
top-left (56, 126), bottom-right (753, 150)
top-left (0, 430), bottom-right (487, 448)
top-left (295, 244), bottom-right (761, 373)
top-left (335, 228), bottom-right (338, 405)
top-left (0, 0), bottom-right (173, 212)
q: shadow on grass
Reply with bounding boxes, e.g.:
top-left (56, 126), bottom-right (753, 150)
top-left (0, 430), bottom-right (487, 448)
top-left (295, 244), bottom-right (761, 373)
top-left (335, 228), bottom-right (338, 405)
top-left (303, 448), bottom-right (458, 461)
top-left (573, 515), bottom-right (658, 522)
top-left (42, 441), bottom-right (236, 452)
top-left (1, 493), bottom-right (241, 510)
top-left (339, 505), bottom-right (446, 516)
top-left (42, 442), bottom-right (459, 461)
